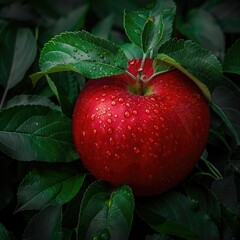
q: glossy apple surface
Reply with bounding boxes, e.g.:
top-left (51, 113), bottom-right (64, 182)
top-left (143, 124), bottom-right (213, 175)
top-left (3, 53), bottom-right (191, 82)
top-left (72, 59), bottom-right (210, 195)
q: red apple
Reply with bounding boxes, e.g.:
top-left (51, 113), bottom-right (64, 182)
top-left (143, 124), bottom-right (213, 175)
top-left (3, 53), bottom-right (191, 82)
top-left (72, 59), bottom-right (210, 195)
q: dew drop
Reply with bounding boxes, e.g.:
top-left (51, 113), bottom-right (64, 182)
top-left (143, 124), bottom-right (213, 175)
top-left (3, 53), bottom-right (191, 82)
top-left (111, 95), bottom-right (116, 100)
top-left (137, 127), bottom-right (143, 132)
top-left (109, 137), bottom-right (115, 146)
top-left (115, 154), bottom-right (120, 159)
top-left (132, 133), bottom-right (136, 138)
top-left (140, 138), bottom-right (144, 143)
top-left (107, 128), bottom-right (113, 134)
top-left (154, 155), bottom-right (158, 159)
top-left (96, 107), bottom-right (99, 111)
top-left (124, 110), bottom-right (131, 118)
top-left (108, 113), bottom-right (112, 117)
top-left (153, 109), bottom-right (159, 114)
top-left (93, 129), bottom-right (97, 134)
top-left (111, 101), bottom-right (116, 106)
top-left (126, 103), bottom-right (130, 107)
top-left (95, 143), bottom-right (100, 149)
top-left (129, 60), bottom-right (135, 65)
top-left (145, 109), bottom-right (150, 113)
top-left (73, 48), bottom-right (78, 52)
top-left (95, 97), bottom-right (99, 101)
top-left (134, 29), bottom-right (141, 34)
top-left (150, 97), bottom-right (156, 102)
top-left (154, 125), bottom-right (159, 130)
top-left (149, 138), bottom-right (154, 143)
top-left (104, 166), bottom-right (110, 172)
top-left (101, 98), bottom-right (105, 102)
top-left (118, 98), bottom-right (124, 103)
top-left (91, 114), bottom-right (95, 120)
top-left (114, 114), bottom-right (118, 118)
top-left (106, 150), bottom-right (111, 156)
top-left (132, 110), bottom-right (138, 115)
top-left (107, 118), bottom-right (112, 124)
top-left (122, 134), bottom-right (127, 140)
top-left (155, 133), bottom-right (159, 137)
top-left (102, 93), bottom-right (106, 97)
top-left (127, 125), bottom-right (132, 130)
top-left (134, 147), bottom-right (140, 153)
top-left (82, 131), bottom-right (86, 136)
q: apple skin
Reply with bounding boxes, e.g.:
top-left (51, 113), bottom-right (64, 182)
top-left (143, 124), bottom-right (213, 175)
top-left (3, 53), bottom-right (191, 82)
top-left (72, 59), bottom-right (210, 196)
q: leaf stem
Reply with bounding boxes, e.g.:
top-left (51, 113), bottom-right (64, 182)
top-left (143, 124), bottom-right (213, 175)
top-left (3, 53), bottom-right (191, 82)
top-left (0, 87), bottom-right (8, 110)
top-left (125, 70), bottom-right (137, 81)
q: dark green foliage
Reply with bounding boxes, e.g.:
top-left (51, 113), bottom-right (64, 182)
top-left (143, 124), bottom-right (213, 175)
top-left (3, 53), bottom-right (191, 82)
top-left (0, 0), bottom-right (239, 239)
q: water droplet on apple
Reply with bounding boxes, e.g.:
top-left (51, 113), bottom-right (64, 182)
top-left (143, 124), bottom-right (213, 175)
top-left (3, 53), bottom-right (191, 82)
top-left (134, 147), bottom-right (140, 153)
top-left (107, 118), bottom-right (112, 124)
top-left (107, 128), bottom-right (113, 134)
top-left (127, 125), bottom-right (132, 130)
top-left (160, 117), bottom-right (164, 121)
top-left (126, 103), bottom-right (130, 107)
top-left (154, 155), bottom-right (158, 159)
top-left (106, 150), bottom-right (111, 156)
top-left (132, 133), bottom-right (136, 138)
top-left (95, 143), bottom-right (100, 149)
top-left (132, 110), bottom-right (138, 115)
top-left (102, 93), bottom-right (106, 97)
top-left (150, 97), bottom-right (156, 102)
top-left (145, 109), bottom-right (150, 113)
top-left (118, 98), bottom-right (124, 103)
top-left (137, 127), bottom-right (143, 132)
top-left (109, 137), bottom-right (115, 146)
top-left (124, 111), bottom-right (131, 118)
top-left (91, 114), bottom-right (95, 120)
top-left (155, 133), bottom-right (159, 137)
top-left (96, 107), bottom-right (99, 111)
top-left (114, 114), bottom-right (118, 118)
top-left (108, 113), bottom-right (112, 117)
top-left (93, 129), bottom-right (97, 134)
top-left (153, 109), bottom-right (159, 114)
top-left (149, 138), bottom-right (154, 143)
top-left (111, 95), bottom-right (116, 100)
top-left (101, 98), bottom-right (105, 102)
top-left (95, 97), bottom-right (98, 101)
top-left (111, 101), bottom-right (116, 106)
top-left (129, 60), bottom-right (135, 65)
top-left (154, 125), bottom-right (159, 130)
top-left (82, 131), bottom-right (86, 136)
top-left (140, 138), bottom-right (144, 143)
top-left (122, 134), bottom-right (126, 140)
top-left (104, 166), bottom-right (110, 172)
top-left (115, 154), bottom-right (120, 159)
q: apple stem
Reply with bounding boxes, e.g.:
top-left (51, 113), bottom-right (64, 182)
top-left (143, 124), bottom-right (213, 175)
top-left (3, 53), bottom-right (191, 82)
top-left (137, 53), bottom-right (146, 81)
top-left (125, 70), bottom-right (137, 81)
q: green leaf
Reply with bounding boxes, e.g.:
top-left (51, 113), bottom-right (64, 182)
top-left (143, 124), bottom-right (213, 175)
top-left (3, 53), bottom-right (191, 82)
top-left (142, 15), bottom-right (164, 53)
top-left (203, 0), bottom-right (240, 33)
top-left (0, 27), bottom-right (37, 89)
top-left (155, 39), bottom-right (224, 100)
top-left (137, 191), bottom-right (220, 240)
top-left (120, 43), bottom-right (143, 60)
top-left (31, 31), bottom-right (128, 84)
top-left (0, 223), bottom-right (12, 240)
top-left (210, 102), bottom-right (240, 147)
top-left (77, 181), bottom-right (134, 240)
top-left (92, 14), bottom-right (115, 39)
top-left (0, 105), bottom-right (78, 162)
top-left (52, 5), bottom-right (89, 36)
top-left (47, 72), bottom-right (85, 117)
top-left (5, 95), bottom-right (59, 110)
top-left (124, 0), bottom-right (176, 52)
top-left (23, 205), bottom-right (63, 240)
top-left (16, 167), bottom-right (85, 212)
top-left (176, 8), bottom-right (225, 59)
top-left (211, 175), bottom-right (240, 216)
top-left (223, 39), bottom-right (240, 74)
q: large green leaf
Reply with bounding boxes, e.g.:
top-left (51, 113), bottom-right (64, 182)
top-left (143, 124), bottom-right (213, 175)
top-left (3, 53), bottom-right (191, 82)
top-left (137, 191), bottom-right (220, 240)
top-left (120, 43), bottom-right (143, 60)
top-left (0, 26), bottom-right (37, 89)
top-left (16, 167), bottom-right (85, 211)
top-left (0, 105), bottom-right (78, 162)
top-left (77, 181), bottom-right (134, 240)
top-left (124, 0), bottom-right (176, 53)
top-left (31, 31), bottom-right (128, 83)
top-left (23, 205), bottom-right (63, 240)
top-left (154, 39), bottom-right (224, 100)
top-left (223, 39), bottom-right (240, 75)
top-left (176, 8), bottom-right (225, 59)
